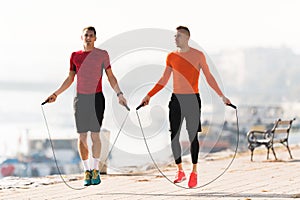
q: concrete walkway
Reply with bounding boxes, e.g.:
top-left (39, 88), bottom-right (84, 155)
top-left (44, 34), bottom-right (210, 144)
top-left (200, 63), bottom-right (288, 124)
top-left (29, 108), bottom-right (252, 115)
top-left (1, 145), bottom-right (300, 200)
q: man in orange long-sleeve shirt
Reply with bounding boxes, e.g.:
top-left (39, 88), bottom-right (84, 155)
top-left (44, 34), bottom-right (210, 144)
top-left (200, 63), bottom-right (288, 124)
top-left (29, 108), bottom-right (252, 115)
top-left (140, 26), bottom-right (231, 188)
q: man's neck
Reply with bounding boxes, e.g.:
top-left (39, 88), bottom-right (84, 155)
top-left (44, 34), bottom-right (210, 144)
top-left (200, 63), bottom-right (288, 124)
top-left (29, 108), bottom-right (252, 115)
top-left (178, 45), bottom-right (190, 53)
top-left (83, 44), bottom-right (94, 52)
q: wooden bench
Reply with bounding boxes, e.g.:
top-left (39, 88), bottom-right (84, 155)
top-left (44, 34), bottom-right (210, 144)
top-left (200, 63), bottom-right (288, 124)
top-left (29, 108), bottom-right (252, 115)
top-left (247, 118), bottom-right (296, 161)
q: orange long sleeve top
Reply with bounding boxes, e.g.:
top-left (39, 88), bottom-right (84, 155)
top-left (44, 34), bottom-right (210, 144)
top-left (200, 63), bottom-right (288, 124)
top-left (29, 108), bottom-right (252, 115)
top-left (147, 47), bottom-right (223, 97)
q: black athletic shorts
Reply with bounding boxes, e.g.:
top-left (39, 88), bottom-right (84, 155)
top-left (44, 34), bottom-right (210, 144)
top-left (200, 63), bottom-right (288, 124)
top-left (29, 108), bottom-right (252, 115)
top-left (73, 92), bottom-right (105, 133)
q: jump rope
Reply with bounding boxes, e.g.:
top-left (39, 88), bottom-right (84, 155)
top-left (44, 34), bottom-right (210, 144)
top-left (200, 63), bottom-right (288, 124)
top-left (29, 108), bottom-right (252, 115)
top-left (41, 98), bottom-right (239, 190)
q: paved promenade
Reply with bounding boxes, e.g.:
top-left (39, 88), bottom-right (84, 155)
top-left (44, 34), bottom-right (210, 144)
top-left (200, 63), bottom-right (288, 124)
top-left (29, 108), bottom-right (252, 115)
top-left (1, 145), bottom-right (300, 200)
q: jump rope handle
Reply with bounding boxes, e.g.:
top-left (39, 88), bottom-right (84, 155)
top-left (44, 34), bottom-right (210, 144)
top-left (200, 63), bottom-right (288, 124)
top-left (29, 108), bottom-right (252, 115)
top-left (124, 104), bottom-right (130, 111)
top-left (226, 103), bottom-right (237, 109)
top-left (136, 103), bottom-right (145, 110)
top-left (41, 99), bottom-right (49, 105)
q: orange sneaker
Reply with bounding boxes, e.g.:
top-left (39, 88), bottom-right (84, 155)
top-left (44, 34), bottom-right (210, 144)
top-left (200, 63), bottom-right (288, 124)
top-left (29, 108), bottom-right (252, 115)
top-left (174, 170), bottom-right (186, 183)
top-left (188, 172), bottom-right (197, 188)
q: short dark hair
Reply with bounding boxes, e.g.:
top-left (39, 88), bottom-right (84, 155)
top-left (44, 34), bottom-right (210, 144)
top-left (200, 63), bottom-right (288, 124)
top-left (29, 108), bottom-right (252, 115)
top-left (176, 26), bottom-right (190, 36)
top-left (82, 26), bottom-right (96, 36)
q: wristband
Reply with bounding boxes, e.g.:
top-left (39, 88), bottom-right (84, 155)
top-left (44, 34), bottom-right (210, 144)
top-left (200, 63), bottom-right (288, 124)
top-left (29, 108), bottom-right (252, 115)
top-left (53, 93), bottom-right (57, 97)
top-left (117, 91), bottom-right (123, 97)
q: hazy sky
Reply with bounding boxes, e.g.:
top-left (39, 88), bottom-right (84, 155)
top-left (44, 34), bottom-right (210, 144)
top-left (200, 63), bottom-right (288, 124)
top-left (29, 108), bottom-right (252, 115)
top-left (1, 0), bottom-right (300, 83)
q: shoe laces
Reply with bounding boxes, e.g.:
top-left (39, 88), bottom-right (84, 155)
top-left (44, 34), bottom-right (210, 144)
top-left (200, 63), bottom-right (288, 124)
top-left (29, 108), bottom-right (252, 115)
top-left (176, 170), bottom-right (184, 178)
top-left (190, 172), bottom-right (197, 179)
top-left (92, 169), bottom-right (99, 179)
top-left (85, 171), bottom-right (91, 180)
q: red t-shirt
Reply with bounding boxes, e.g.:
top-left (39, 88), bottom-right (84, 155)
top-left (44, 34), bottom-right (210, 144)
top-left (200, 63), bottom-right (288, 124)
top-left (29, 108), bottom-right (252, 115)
top-left (70, 48), bottom-right (111, 94)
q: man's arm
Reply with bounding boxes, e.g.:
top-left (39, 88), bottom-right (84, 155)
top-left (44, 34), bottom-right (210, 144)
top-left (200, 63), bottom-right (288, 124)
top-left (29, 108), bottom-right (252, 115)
top-left (44, 71), bottom-right (75, 103)
top-left (105, 68), bottom-right (127, 106)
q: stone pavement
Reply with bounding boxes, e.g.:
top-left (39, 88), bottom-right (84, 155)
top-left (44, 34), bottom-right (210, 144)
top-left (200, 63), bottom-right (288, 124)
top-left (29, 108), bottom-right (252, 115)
top-left (1, 145), bottom-right (300, 200)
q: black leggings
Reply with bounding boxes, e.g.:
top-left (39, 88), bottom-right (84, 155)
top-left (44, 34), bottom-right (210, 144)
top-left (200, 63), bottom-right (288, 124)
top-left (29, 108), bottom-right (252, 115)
top-left (168, 93), bottom-right (201, 164)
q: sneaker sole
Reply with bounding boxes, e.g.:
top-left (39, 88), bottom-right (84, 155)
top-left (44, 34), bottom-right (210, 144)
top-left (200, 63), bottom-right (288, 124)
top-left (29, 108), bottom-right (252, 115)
top-left (188, 184), bottom-right (197, 188)
top-left (84, 181), bottom-right (91, 186)
top-left (91, 180), bottom-right (101, 185)
top-left (174, 177), bottom-right (187, 183)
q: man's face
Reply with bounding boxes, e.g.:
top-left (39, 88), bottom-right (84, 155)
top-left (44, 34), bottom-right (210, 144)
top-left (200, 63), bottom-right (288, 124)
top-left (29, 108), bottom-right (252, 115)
top-left (81, 30), bottom-right (96, 46)
top-left (175, 30), bottom-right (189, 48)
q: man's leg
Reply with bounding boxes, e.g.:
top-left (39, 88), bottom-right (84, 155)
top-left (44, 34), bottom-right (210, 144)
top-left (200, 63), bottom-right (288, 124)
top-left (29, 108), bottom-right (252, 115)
top-left (170, 130), bottom-right (183, 167)
top-left (186, 109), bottom-right (199, 188)
top-left (185, 129), bottom-right (199, 188)
top-left (91, 132), bottom-right (101, 168)
top-left (171, 127), bottom-right (187, 184)
top-left (188, 132), bottom-right (199, 171)
top-left (188, 132), bottom-right (199, 187)
top-left (88, 92), bottom-right (104, 185)
top-left (78, 132), bottom-right (92, 186)
top-left (90, 132), bottom-right (101, 185)
top-left (169, 94), bottom-right (186, 183)
top-left (185, 94), bottom-right (201, 188)
top-left (78, 133), bottom-right (89, 163)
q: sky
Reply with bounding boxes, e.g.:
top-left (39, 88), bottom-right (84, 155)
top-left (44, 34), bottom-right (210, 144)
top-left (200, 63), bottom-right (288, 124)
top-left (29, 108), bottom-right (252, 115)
top-left (1, 0), bottom-right (300, 83)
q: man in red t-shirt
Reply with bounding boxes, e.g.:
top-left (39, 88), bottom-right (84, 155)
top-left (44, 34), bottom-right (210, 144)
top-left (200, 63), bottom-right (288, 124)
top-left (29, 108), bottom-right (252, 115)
top-left (45, 26), bottom-right (127, 186)
top-left (140, 26), bottom-right (231, 188)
